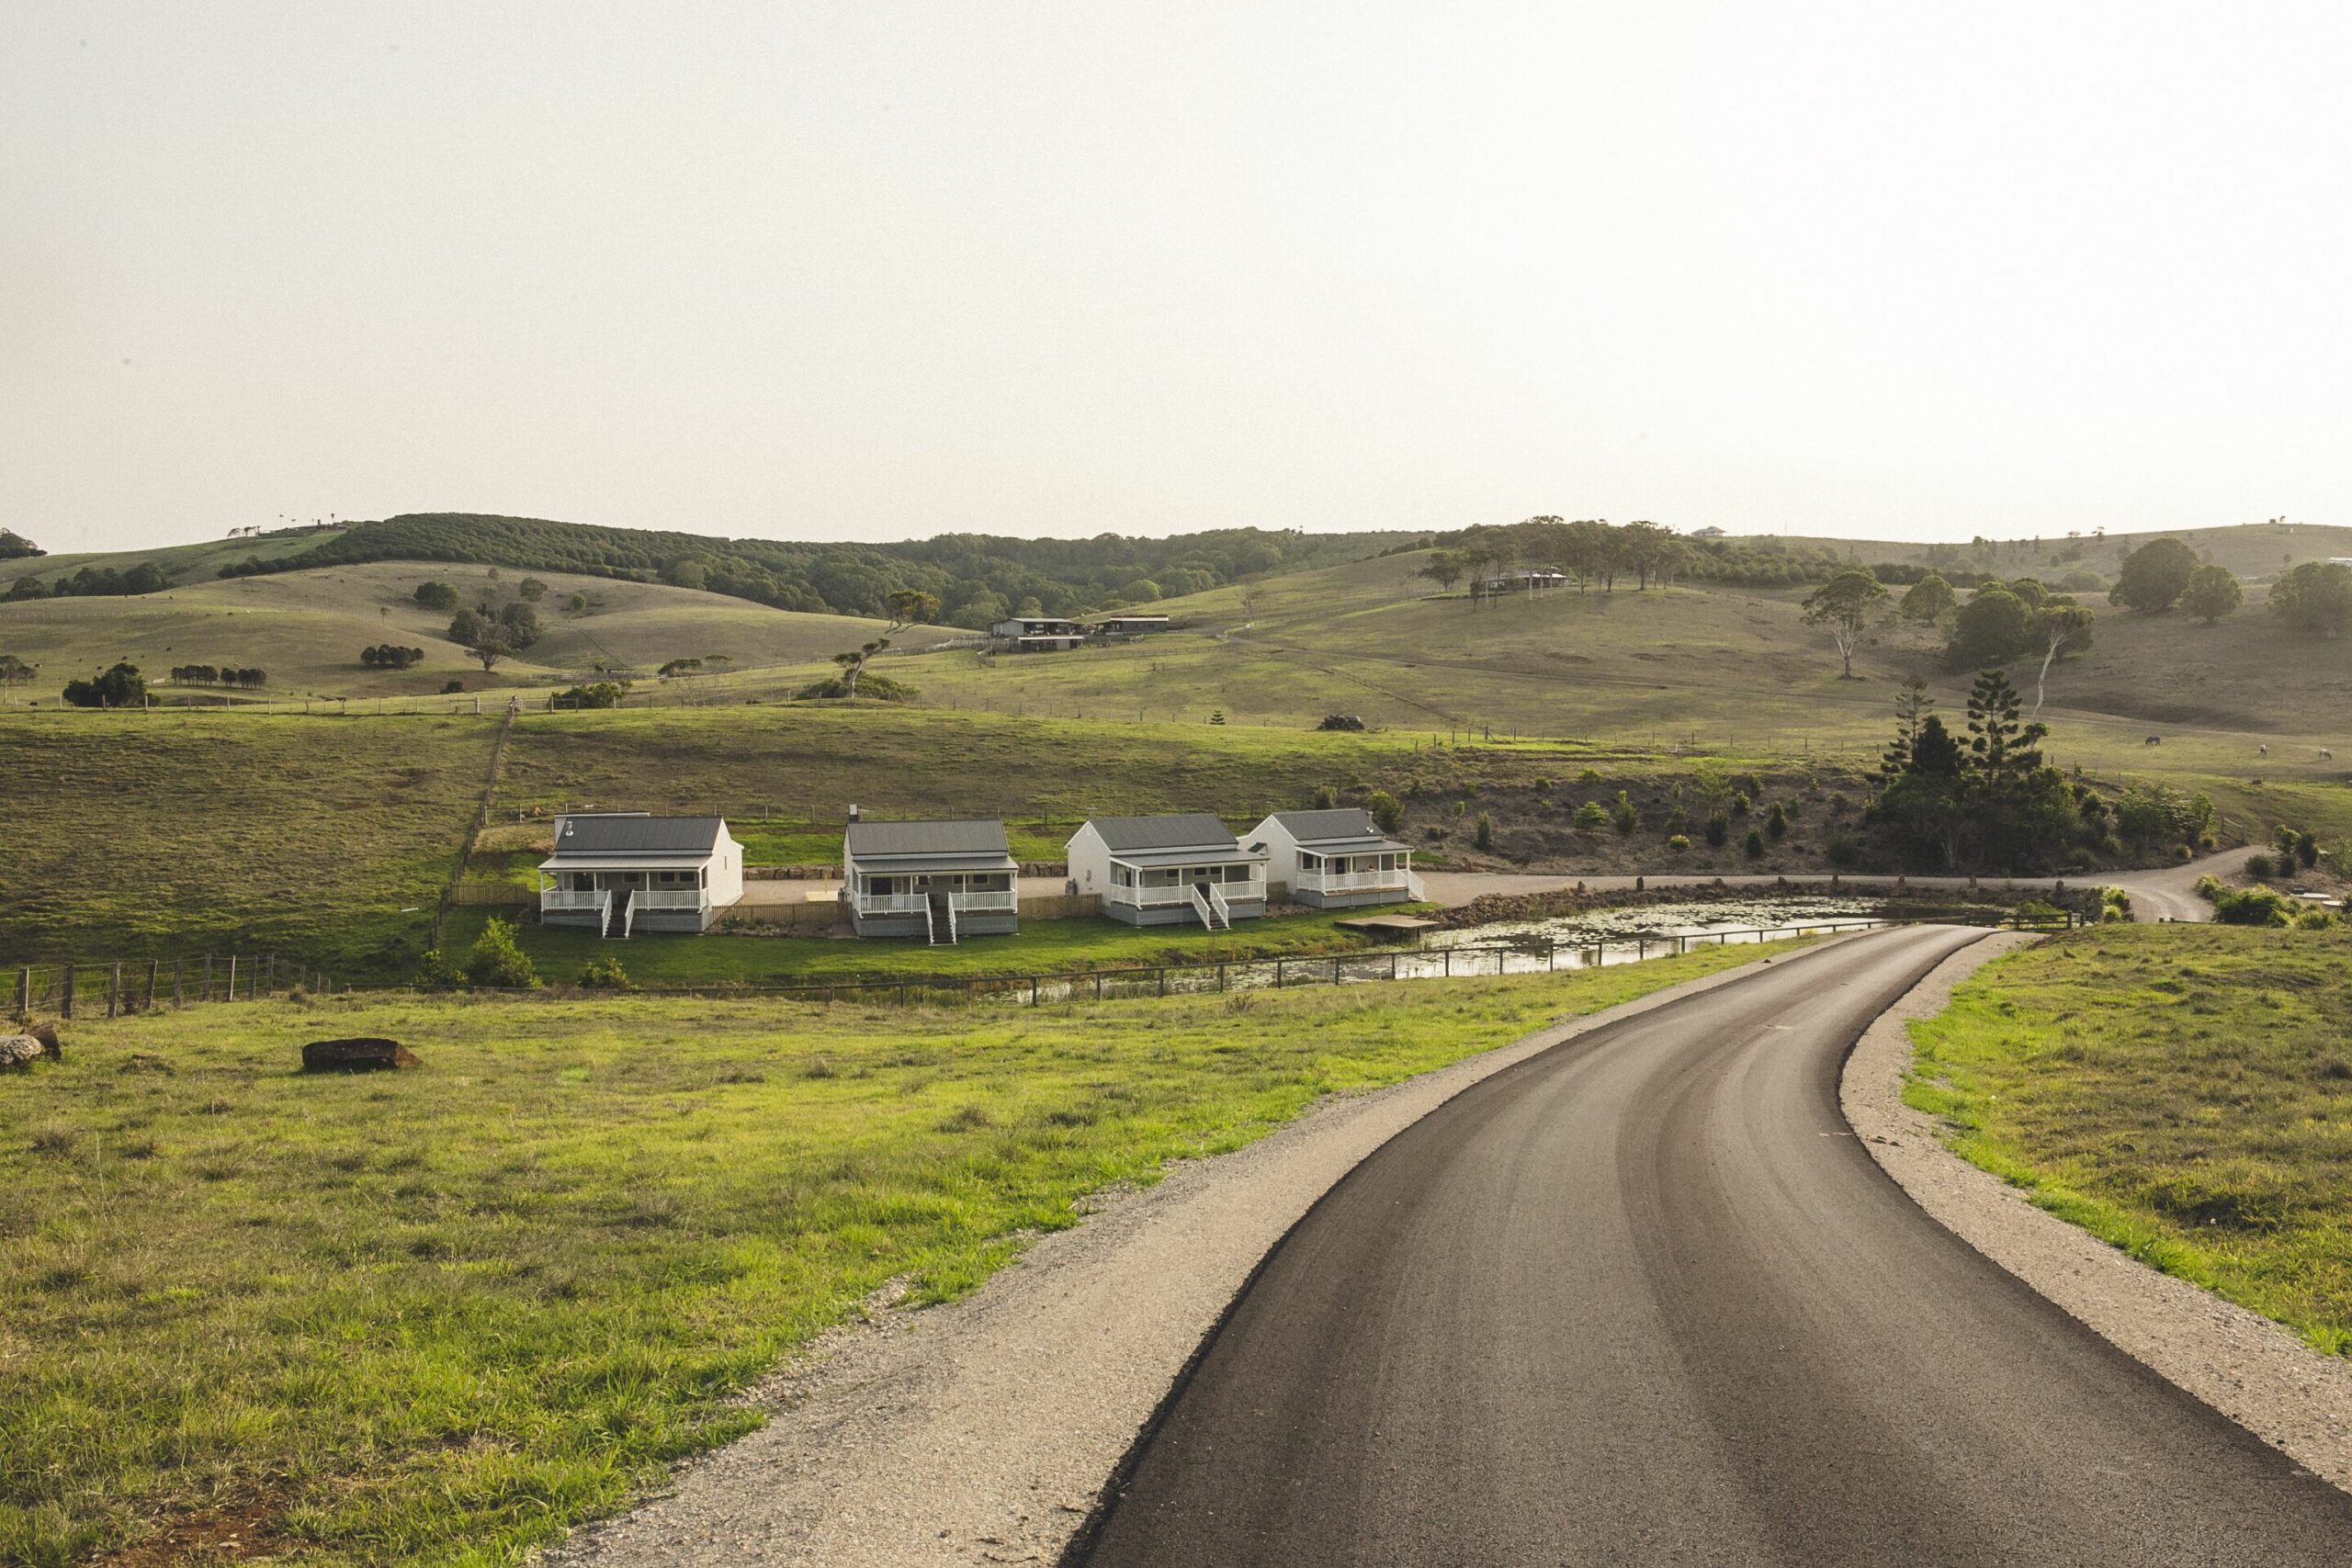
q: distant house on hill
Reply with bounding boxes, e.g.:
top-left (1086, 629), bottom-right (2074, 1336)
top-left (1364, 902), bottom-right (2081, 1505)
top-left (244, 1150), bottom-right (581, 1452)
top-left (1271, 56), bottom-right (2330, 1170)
top-left (1477, 569), bottom-right (1566, 593)
top-left (842, 815), bottom-right (1019, 942)
top-left (1247, 809), bottom-right (1421, 908)
top-left (1690, 525), bottom-right (1726, 539)
top-left (1094, 614), bottom-right (1171, 637)
top-left (990, 616), bottom-right (1087, 652)
top-left (1066, 814), bottom-right (1266, 929)
top-left (538, 813), bottom-right (743, 937)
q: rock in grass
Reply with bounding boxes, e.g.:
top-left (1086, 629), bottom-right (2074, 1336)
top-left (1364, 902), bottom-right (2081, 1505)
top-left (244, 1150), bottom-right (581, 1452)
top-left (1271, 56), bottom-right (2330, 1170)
top-left (0, 1035), bottom-right (40, 1070)
top-left (301, 1037), bottom-right (418, 1073)
top-left (28, 1022), bottom-right (62, 1058)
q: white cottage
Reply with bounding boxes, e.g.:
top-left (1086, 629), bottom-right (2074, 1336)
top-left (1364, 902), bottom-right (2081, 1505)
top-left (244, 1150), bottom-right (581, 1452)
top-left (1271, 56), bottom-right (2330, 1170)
top-left (538, 814), bottom-right (744, 936)
top-left (1066, 814), bottom-right (1266, 929)
top-left (842, 818), bottom-right (1020, 942)
top-left (1247, 808), bottom-right (1422, 908)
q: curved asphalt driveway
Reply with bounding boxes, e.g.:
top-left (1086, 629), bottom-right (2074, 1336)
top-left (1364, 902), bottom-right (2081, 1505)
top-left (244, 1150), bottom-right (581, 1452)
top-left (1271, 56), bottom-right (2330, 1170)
top-left (1077, 925), bottom-right (2352, 1567)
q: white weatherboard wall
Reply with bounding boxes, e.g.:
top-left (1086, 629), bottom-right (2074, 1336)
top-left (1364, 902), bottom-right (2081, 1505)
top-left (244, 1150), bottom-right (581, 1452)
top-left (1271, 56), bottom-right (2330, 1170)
top-left (1066, 823), bottom-right (1114, 896)
top-left (708, 825), bottom-right (744, 908)
top-left (1250, 814), bottom-right (1305, 891)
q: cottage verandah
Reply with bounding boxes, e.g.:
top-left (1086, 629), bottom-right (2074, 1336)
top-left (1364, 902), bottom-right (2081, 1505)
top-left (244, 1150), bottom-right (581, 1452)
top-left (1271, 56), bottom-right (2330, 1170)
top-left (537, 814), bottom-right (744, 937)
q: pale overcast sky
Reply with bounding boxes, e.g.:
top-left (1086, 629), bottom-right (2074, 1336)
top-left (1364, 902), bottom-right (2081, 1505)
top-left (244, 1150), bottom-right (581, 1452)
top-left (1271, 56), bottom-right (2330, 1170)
top-left (6, 2), bottom-right (2347, 555)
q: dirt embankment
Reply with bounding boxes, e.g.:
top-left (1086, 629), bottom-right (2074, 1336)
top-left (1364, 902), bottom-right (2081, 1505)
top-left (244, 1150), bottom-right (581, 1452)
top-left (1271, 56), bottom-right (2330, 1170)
top-left (1430, 878), bottom-right (2101, 931)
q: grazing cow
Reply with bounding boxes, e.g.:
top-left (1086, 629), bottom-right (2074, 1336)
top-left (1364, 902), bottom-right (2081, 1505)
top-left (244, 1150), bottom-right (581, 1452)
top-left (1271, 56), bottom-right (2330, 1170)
top-left (2258, 744), bottom-right (2269, 756)
top-left (2144, 735), bottom-right (2163, 746)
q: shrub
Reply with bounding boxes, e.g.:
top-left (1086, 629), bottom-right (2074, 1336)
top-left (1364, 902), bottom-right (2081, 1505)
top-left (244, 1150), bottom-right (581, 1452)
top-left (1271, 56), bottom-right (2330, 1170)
top-left (1766, 802), bottom-right (1788, 840)
top-left (1450, 799), bottom-right (1466, 818)
top-left (1314, 784), bottom-right (1339, 809)
top-left (2295, 831), bottom-right (2320, 868)
top-left (1612, 791), bottom-right (1637, 836)
top-left (2245, 852), bottom-right (2275, 880)
top-left (1663, 807), bottom-right (1689, 837)
top-left (1703, 815), bottom-right (1730, 848)
top-left (1666, 834), bottom-right (1690, 852)
top-left (464, 918), bottom-right (539, 988)
top-left (554, 681), bottom-right (629, 710)
top-left (441, 679), bottom-right (465, 694)
top-left (2292, 908), bottom-right (2337, 931)
top-left (1826, 830), bottom-right (1861, 867)
top-left (2194, 874), bottom-right (2227, 902)
top-left (1473, 812), bottom-right (1494, 852)
top-left (2211, 886), bottom-right (2293, 927)
top-left (1573, 801), bottom-right (1610, 830)
top-left (1577, 767), bottom-right (1601, 785)
top-left (1743, 829), bottom-right (1765, 859)
top-left (577, 954), bottom-right (630, 989)
top-left (1366, 790), bottom-right (1404, 833)
top-left (413, 581), bottom-right (459, 611)
top-left (1532, 777), bottom-right (1552, 794)
top-left (1731, 793), bottom-right (1751, 817)
top-left (412, 948), bottom-right (465, 990)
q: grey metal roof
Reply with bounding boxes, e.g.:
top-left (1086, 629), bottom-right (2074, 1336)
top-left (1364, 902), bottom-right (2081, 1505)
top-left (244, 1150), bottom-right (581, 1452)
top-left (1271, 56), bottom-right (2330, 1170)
top-left (1087, 813), bottom-right (1238, 853)
top-left (845, 818), bottom-right (1012, 860)
top-left (552, 815), bottom-right (724, 855)
top-left (1113, 846), bottom-right (1266, 869)
top-left (1270, 808), bottom-right (1408, 852)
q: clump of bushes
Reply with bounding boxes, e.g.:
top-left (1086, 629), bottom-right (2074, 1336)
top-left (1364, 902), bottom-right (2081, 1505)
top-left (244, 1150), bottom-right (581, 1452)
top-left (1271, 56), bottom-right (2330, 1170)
top-left (1743, 829), bottom-right (1766, 859)
top-left (1573, 800), bottom-right (1610, 831)
top-left (465, 919), bottom-right (540, 988)
top-left (1314, 784), bottom-right (1339, 809)
top-left (1703, 815), bottom-right (1730, 848)
top-left (1612, 791), bottom-right (1637, 836)
top-left (1666, 833), bottom-right (1690, 853)
top-left (1766, 802), bottom-right (1788, 840)
top-left (577, 954), bottom-right (630, 989)
top-left (2211, 886), bottom-right (2294, 927)
top-left (1577, 767), bottom-right (1601, 785)
top-left (1473, 812), bottom-right (1494, 852)
top-left (554, 681), bottom-right (630, 710)
top-left (1367, 790), bottom-right (1404, 833)
top-left (2245, 852), bottom-right (2276, 880)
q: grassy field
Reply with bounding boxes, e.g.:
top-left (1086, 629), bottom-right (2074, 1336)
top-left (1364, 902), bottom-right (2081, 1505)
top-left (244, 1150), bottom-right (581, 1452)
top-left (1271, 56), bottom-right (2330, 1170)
top-left (1906, 922), bottom-right (2352, 1357)
top-left (435, 903), bottom-right (1415, 987)
top-left (0, 941), bottom-right (1795, 1566)
top-left (0, 560), bottom-right (958, 704)
top-left (0, 712), bottom-right (496, 972)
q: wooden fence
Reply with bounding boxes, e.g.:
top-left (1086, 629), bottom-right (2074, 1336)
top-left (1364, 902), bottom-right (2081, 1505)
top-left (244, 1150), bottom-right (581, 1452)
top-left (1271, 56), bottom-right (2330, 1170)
top-left (13, 954), bottom-right (346, 1019)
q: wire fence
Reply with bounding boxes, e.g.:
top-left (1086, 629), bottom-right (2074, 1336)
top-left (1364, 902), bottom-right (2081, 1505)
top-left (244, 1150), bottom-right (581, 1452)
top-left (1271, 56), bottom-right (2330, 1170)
top-left (12, 954), bottom-right (348, 1019)
top-left (11, 911), bottom-right (2085, 1024)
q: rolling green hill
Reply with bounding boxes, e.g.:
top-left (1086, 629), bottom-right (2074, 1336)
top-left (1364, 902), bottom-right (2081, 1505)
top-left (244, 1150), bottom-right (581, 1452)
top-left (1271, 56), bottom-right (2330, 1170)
top-left (0, 561), bottom-right (960, 701)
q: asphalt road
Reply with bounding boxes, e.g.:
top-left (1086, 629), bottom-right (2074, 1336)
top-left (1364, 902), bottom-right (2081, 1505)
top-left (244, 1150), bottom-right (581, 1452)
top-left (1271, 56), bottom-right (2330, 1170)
top-left (1076, 925), bottom-right (2352, 1567)
top-left (1416, 846), bottom-right (2246, 924)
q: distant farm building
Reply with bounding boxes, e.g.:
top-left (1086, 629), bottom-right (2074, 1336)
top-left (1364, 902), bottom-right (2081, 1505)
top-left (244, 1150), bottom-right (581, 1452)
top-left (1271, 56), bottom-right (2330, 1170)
top-left (1478, 569), bottom-right (1566, 593)
top-left (1094, 614), bottom-right (1171, 637)
top-left (842, 816), bottom-right (1019, 942)
top-left (1690, 525), bottom-right (1726, 539)
top-left (538, 814), bottom-right (744, 937)
top-left (1248, 809), bottom-right (1422, 908)
top-left (990, 616), bottom-right (1087, 652)
top-left (1066, 814), bottom-right (1267, 930)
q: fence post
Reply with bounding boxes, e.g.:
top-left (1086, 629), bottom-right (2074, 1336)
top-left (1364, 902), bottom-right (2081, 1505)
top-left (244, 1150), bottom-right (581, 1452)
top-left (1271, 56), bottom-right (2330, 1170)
top-left (1158, 968), bottom-right (1167, 998)
top-left (899, 983), bottom-right (908, 1006)
top-left (173, 958), bottom-right (184, 1008)
top-left (1332, 956), bottom-right (1341, 986)
top-left (1442, 949), bottom-right (1451, 977)
top-left (204, 953), bottom-right (214, 1001)
top-left (227, 954), bottom-right (237, 1000)
top-left (1030, 976), bottom-right (1039, 1006)
top-left (1275, 959), bottom-right (1285, 987)
top-left (1219, 963), bottom-right (1227, 991)
top-left (145, 960), bottom-right (158, 1011)
top-left (107, 963), bottom-right (120, 1018)
top-left (61, 964), bottom-right (74, 1018)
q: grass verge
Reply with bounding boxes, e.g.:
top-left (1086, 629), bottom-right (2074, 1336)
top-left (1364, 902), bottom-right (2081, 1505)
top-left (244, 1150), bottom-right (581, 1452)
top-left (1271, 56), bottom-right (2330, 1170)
top-left (1905, 922), bottom-right (2352, 1359)
top-left (1, 940), bottom-right (1797, 1565)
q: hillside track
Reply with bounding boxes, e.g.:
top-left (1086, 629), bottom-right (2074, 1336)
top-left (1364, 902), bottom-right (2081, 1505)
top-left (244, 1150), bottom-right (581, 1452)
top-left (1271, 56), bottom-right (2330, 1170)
top-left (1075, 924), bottom-right (2352, 1568)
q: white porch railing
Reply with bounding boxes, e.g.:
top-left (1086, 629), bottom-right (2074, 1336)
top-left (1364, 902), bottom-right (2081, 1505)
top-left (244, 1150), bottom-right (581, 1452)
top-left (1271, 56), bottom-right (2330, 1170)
top-left (1209, 883), bottom-right (1234, 926)
top-left (541, 889), bottom-right (604, 912)
top-left (1405, 869), bottom-right (1427, 901)
top-left (636, 888), bottom-right (707, 910)
top-left (1108, 878), bottom-right (1265, 909)
top-left (953, 890), bottom-right (1018, 914)
top-left (855, 892), bottom-right (933, 916)
top-left (1297, 867), bottom-right (1414, 895)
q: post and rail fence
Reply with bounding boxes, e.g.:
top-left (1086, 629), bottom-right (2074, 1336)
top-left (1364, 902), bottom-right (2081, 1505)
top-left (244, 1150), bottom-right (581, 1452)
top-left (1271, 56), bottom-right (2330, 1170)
top-left (8, 909), bottom-right (2081, 1025)
top-left (11, 953), bottom-right (347, 1021)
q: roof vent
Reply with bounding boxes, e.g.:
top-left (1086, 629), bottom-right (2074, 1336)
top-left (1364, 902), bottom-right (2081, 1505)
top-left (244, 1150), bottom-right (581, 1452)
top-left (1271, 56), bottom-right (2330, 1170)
top-left (847, 804), bottom-right (861, 822)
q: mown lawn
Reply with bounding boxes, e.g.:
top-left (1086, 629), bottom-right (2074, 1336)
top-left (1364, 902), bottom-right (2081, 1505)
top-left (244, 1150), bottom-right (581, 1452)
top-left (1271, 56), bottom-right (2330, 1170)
top-left (435, 904), bottom-right (1417, 987)
top-left (1, 942), bottom-right (1794, 1565)
top-left (1906, 922), bottom-right (2352, 1356)
top-left (0, 712), bottom-right (494, 974)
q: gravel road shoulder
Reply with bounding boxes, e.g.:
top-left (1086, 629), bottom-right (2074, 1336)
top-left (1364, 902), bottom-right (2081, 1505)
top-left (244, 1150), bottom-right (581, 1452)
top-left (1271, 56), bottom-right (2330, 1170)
top-left (539, 944), bottom-right (1848, 1568)
top-left (1842, 930), bottom-right (2352, 1494)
